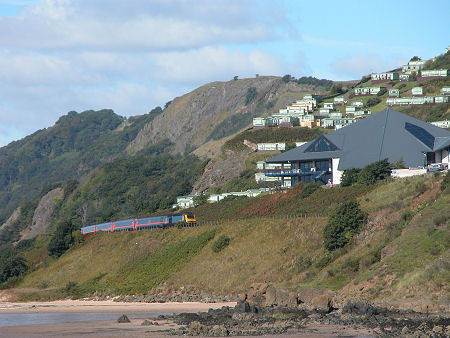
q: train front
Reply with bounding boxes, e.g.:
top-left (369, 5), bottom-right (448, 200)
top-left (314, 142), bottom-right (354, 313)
top-left (183, 212), bottom-right (197, 225)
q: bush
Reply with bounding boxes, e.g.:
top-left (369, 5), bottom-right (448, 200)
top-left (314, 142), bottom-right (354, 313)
top-left (366, 97), bottom-right (381, 107)
top-left (357, 159), bottom-right (391, 185)
top-left (193, 194), bottom-right (209, 206)
top-left (323, 201), bottom-right (367, 251)
top-left (440, 171), bottom-right (450, 193)
top-left (245, 87), bottom-right (257, 105)
top-left (295, 256), bottom-right (312, 272)
top-left (0, 254), bottom-right (28, 284)
top-left (212, 235), bottom-right (230, 253)
top-left (48, 219), bottom-right (76, 257)
top-left (301, 182), bottom-right (321, 199)
top-left (341, 168), bottom-right (361, 187)
top-left (282, 74), bottom-right (292, 83)
top-left (377, 88), bottom-right (387, 97)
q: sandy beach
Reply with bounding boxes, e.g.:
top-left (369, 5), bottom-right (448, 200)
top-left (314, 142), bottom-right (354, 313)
top-left (0, 299), bottom-right (236, 314)
top-left (0, 300), bottom-right (236, 337)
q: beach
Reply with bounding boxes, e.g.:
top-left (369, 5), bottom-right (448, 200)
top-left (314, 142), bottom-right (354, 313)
top-left (0, 300), bottom-right (236, 337)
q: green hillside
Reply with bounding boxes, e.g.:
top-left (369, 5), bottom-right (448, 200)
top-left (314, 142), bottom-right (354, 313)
top-left (0, 108), bottom-right (163, 221)
top-left (9, 172), bottom-right (448, 309)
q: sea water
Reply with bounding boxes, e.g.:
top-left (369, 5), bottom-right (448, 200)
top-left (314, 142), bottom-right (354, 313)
top-left (0, 312), bottom-right (168, 327)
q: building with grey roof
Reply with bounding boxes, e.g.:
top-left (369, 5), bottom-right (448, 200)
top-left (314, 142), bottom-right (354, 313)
top-left (265, 108), bottom-right (450, 185)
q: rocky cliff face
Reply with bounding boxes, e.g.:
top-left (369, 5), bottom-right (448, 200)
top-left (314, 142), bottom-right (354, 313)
top-left (127, 77), bottom-right (324, 155)
top-left (21, 188), bottom-right (63, 240)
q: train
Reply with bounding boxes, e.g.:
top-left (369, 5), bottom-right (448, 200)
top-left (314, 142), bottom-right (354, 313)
top-left (81, 213), bottom-right (197, 234)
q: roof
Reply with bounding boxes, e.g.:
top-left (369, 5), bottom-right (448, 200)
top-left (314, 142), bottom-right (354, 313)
top-left (266, 108), bottom-right (450, 170)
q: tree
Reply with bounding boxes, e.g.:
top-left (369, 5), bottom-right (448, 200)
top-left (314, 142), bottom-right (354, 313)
top-left (0, 250), bottom-right (28, 283)
top-left (282, 74), bottom-right (293, 83)
top-left (330, 84), bottom-right (344, 95)
top-left (193, 194), bottom-right (209, 206)
top-left (323, 201), bottom-right (367, 251)
top-left (245, 87), bottom-right (258, 105)
top-left (48, 219), bottom-right (76, 257)
top-left (377, 88), bottom-right (387, 97)
top-left (357, 159), bottom-right (391, 185)
top-left (341, 168), bottom-right (361, 187)
top-left (366, 97), bottom-right (381, 107)
top-left (233, 76), bottom-right (238, 81)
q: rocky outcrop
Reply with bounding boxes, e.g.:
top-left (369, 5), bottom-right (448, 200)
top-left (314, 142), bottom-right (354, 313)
top-left (21, 188), bottom-right (63, 240)
top-left (127, 77), bottom-right (324, 155)
top-left (192, 148), bottom-right (253, 193)
top-left (240, 283), bottom-right (334, 313)
top-left (0, 207), bottom-right (21, 232)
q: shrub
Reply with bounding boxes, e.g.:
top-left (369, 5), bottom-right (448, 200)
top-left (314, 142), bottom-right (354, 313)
top-left (295, 256), bottom-right (312, 272)
top-left (376, 88), bottom-right (387, 97)
top-left (193, 194), bottom-right (209, 206)
top-left (323, 201), bottom-right (367, 251)
top-left (245, 87), bottom-right (257, 105)
top-left (212, 235), bottom-right (230, 253)
top-left (440, 171), bottom-right (450, 193)
top-left (341, 168), bottom-right (361, 187)
top-left (433, 214), bottom-right (448, 226)
top-left (301, 182), bottom-right (321, 199)
top-left (282, 74), bottom-right (292, 83)
top-left (366, 97), bottom-right (381, 107)
top-left (315, 255), bottom-right (333, 269)
top-left (48, 219), bottom-right (76, 257)
top-left (357, 159), bottom-right (391, 185)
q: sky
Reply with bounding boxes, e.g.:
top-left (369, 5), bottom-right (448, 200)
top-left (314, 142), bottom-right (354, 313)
top-left (0, 0), bottom-right (449, 147)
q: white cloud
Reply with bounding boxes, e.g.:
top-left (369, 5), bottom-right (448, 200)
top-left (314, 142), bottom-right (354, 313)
top-left (151, 46), bottom-right (287, 83)
top-left (0, 0), bottom-right (299, 147)
top-left (0, 0), bottom-right (285, 51)
top-left (331, 54), bottom-right (407, 79)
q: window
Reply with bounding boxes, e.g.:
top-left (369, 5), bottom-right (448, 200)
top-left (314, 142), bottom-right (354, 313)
top-left (404, 122), bottom-right (435, 149)
top-left (305, 136), bottom-right (338, 152)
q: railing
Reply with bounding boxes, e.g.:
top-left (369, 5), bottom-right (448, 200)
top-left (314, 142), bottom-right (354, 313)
top-left (264, 168), bottom-right (330, 176)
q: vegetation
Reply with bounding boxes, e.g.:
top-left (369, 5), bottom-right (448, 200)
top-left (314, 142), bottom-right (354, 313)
top-left (224, 127), bottom-right (325, 152)
top-left (0, 247), bottom-right (28, 284)
top-left (48, 220), bottom-right (77, 257)
top-left (245, 87), bottom-right (258, 105)
top-left (357, 159), bottom-right (391, 185)
top-left (341, 168), bottom-right (361, 187)
top-left (0, 108), bottom-right (163, 221)
top-left (366, 97), bottom-right (381, 107)
top-left (300, 182), bottom-right (321, 199)
top-left (323, 201), bottom-right (367, 251)
top-left (212, 235), bottom-right (231, 252)
top-left (422, 50), bottom-right (450, 70)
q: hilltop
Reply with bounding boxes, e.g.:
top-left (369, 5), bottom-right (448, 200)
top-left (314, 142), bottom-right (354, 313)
top-left (0, 50), bottom-right (449, 316)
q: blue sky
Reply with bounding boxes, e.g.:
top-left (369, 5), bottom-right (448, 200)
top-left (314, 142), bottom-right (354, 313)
top-left (0, 0), bottom-right (448, 147)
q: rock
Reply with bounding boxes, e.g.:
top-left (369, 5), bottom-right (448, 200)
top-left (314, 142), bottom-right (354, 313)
top-left (188, 321), bottom-right (209, 335)
top-left (117, 314), bottom-right (131, 323)
top-left (342, 301), bottom-right (379, 315)
top-left (310, 294), bottom-right (331, 313)
top-left (210, 324), bottom-right (229, 336)
top-left (235, 300), bottom-right (251, 313)
top-left (141, 319), bottom-right (153, 326)
top-left (238, 293), bottom-right (247, 302)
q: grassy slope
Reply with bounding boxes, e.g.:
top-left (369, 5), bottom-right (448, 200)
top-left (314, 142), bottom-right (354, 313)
top-left (18, 173), bottom-right (449, 307)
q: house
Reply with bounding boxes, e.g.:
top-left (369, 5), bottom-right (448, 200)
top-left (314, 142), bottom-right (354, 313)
top-left (253, 117), bottom-right (273, 128)
top-left (421, 69), bottom-right (449, 78)
top-left (173, 194), bottom-right (199, 209)
top-left (371, 72), bottom-right (399, 81)
top-left (431, 120), bottom-right (450, 129)
top-left (324, 102), bottom-right (334, 109)
top-left (354, 87), bottom-right (385, 95)
top-left (389, 89), bottom-right (400, 97)
top-left (399, 74), bottom-right (410, 81)
top-left (345, 106), bottom-right (356, 113)
top-left (434, 96), bottom-right (449, 104)
top-left (440, 87), bottom-right (450, 95)
top-left (411, 87), bottom-right (423, 96)
top-left (352, 101), bottom-right (364, 107)
top-left (386, 96), bottom-right (434, 105)
top-left (334, 97), bottom-right (345, 104)
top-left (257, 143), bottom-right (286, 152)
top-left (402, 60), bottom-right (426, 74)
top-left (265, 109), bottom-right (450, 185)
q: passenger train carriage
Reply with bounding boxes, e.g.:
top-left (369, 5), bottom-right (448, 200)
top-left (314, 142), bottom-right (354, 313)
top-left (81, 213), bottom-right (197, 234)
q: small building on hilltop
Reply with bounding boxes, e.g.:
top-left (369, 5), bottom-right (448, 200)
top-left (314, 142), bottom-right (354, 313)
top-left (265, 109), bottom-right (450, 185)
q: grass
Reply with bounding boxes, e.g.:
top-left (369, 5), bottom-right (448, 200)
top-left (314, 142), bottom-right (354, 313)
top-left (16, 171), bottom-right (450, 303)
